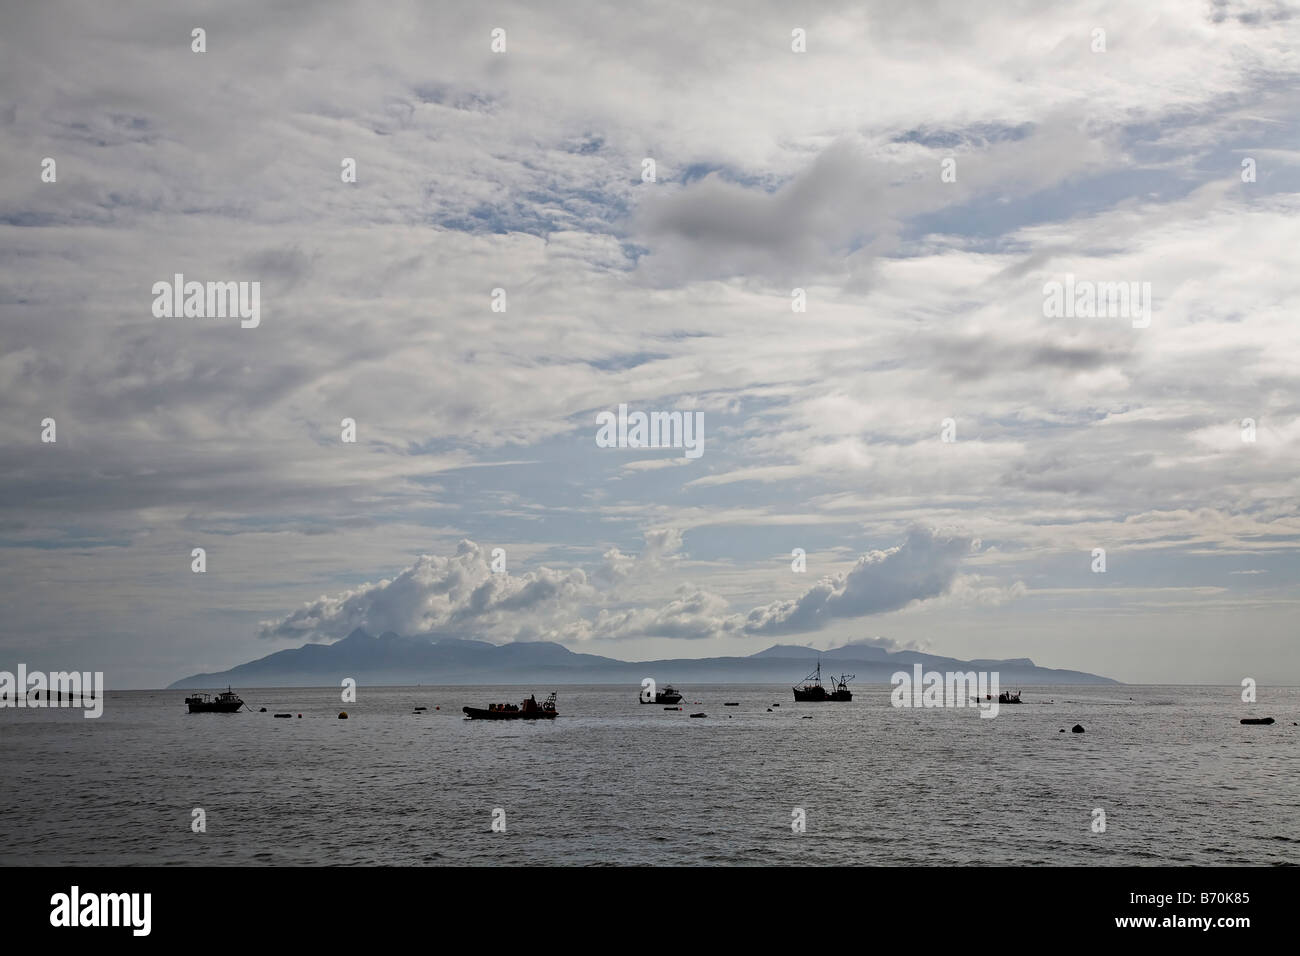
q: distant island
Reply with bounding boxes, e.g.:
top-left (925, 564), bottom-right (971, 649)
top-left (169, 629), bottom-right (1117, 688)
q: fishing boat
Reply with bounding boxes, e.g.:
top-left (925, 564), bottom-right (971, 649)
top-left (640, 684), bottom-right (683, 704)
top-left (971, 691), bottom-right (1023, 704)
top-left (463, 692), bottom-right (558, 720)
top-left (792, 663), bottom-right (853, 701)
top-left (185, 686), bottom-right (244, 713)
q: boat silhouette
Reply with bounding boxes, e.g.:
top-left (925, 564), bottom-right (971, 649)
top-left (185, 686), bottom-right (244, 713)
top-left (463, 692), bottom-right (558, 720)
top-left (640, 684), bottom-right (683, 704)
top-left (792, 662), bottom-right (853, 701)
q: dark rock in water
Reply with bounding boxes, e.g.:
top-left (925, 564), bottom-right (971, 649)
top-left (259, 707), bottom-right (267, 712)
top-left (1071, 724), bottom-right (1085, 733)
top-left (767, 708), bottom-right (773, 712)
top-left (1240, 717), bottom-right (1275, 725)
top-left (689, 712), bottom-right (706, 718)
top-left (338, 711), bottom-right (348, 719)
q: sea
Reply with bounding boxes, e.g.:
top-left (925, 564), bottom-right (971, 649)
top-left (2, 684), bottom-right (1297, 866)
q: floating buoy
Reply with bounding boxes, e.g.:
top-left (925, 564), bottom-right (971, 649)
top-left (273, 713), bottom-right (291, 718)
top-left (338, 711), bottom-right (348, 719)
top-left (1240, 717), bottom-right (1275, 725)
top-left (689, 712), bottom-right (706, 718)
top-left (297, 714), bottom-right (302, 718)
top-left (1071, 724), bottom-right (1085, 733)
top-left (435, 706), bottom-right (439, 710)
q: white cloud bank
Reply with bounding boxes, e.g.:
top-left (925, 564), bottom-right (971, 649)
top-left (260, 528), bottom-right (1017, 644)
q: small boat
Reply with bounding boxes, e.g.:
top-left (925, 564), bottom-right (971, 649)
top-left (640, 684), bottom-right (684, 704)
top-left (463, 692), bottom-right (558, 720)
top-left (1000, 690), bottom-right (1021, 704)
top-left (185, 686), bottom-right (244, 713)
top-left (1241, 717), bottom-right (1275, 725)
top-left (971, 691), bottom-right (1023, 704)
top-left (792, 662), bottom-right (853, 701)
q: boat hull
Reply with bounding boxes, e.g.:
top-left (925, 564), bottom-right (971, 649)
top-left (187, 701), bottom-right (243, 713)
top-left (462, 706), bottom-right (556, 720)
top-left (793, 688), bottom-right (851, 701)
top-left (640, 693), bottom-right (683, 704)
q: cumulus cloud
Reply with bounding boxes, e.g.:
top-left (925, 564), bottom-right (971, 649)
top-left (258, 528), bottom-right (995, 645)
top-left (259, 540), bottom-right (593, 641)
top-left (632, 120), bottom-right (1113, 283)
top-left (742, 529), bottom-right (976, 634)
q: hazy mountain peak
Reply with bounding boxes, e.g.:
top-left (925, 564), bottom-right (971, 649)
top-left (168, 631), bottom-right (1115, 688)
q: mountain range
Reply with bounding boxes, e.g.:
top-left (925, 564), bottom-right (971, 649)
top-left (168, 629), bottom-right (1117, 688)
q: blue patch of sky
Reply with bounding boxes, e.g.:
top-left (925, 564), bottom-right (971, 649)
top-left (560, 134), bottom-right (605, 155)
top-left (585, 352), bottom-right (670, 371)
top-left (902, 168), bottom-right (1184, 241)
top-left (677, 162), bottom-right (777, 189)
top-left (436, 184), bottom-right (629, 238)
top-left (412, 84), bottom-right (498, 113)
top-left (893, 123), bottom-right (1033, 149)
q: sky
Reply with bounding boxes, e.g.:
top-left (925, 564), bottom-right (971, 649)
top-left (2, 0), bottom-right (1299, 688)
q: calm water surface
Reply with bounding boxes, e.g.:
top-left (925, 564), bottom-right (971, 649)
top-left (2, 684), bottom-right (1297, 865)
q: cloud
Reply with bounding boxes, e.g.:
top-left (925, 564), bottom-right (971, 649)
top-left (257, 528), bottom-right (992, 645)
top-left (2, 0), bottom-right (1299, 685)
top-left (742, 529), bottom-right (975, 634)
top-left (259, 539), bottom-right (593, 641)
